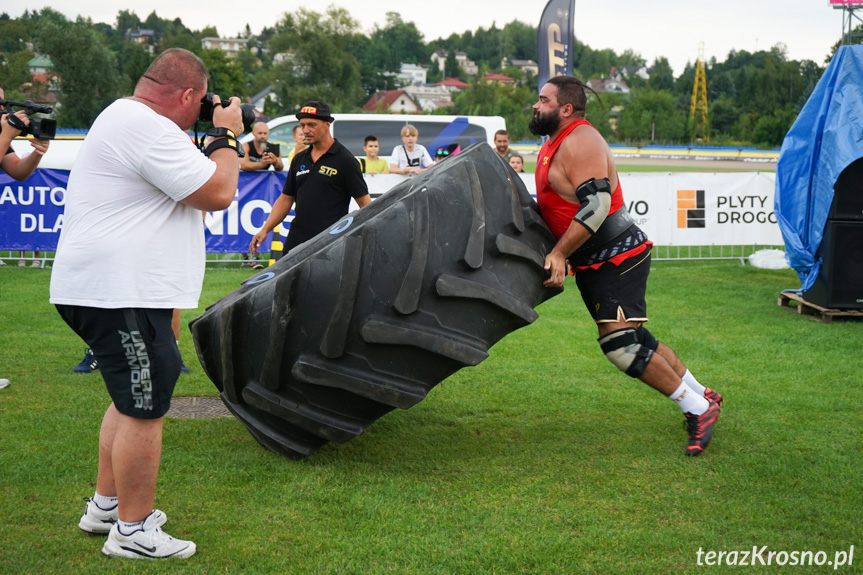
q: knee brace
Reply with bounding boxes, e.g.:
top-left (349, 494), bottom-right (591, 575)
top-left (598, 327), bottom-right (658, 378)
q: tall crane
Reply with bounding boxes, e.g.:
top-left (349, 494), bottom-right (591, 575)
top-left (689, 43), bottom-right (709, 142)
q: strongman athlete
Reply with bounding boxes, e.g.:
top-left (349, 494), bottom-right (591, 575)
top-left (531, 76), bottom-right (723, 457)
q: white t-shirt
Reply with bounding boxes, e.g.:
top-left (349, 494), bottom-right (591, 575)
top-left (390, 144), bottom-right (434, 169)
top-left (50, 99), bottom-right (217, 309)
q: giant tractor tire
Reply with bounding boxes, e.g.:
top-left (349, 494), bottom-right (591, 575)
top-left (190, 143), bottom-right (562, 459)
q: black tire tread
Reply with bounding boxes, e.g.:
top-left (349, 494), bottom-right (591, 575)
top-left (191, 144), bottom-right (561, 459)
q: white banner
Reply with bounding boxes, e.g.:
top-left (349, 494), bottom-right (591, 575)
top-left (364, 171), bottom-right (782, 246)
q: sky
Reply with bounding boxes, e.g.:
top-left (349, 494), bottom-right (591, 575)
top-left (6, 0), bottom-right (849, 75)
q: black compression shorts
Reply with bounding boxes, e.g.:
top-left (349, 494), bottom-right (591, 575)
top-left (574, 249), bottom-right (652, 323)
top-left (56, 305), bottom-right (181, 418)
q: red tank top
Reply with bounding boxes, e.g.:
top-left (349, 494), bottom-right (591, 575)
top-left (535, 119), bottom-right (650, 269)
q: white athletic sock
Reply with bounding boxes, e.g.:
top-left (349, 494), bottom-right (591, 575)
top-left (118, 518), bottom-right (145, 535)
top-left (682, 369), bottom-right (707, 396)
top-left (93, 492), bottom-right (118, 509)
top-left (668, 381), bottom-right (709, 415)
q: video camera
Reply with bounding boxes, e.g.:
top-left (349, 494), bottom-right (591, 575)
top-left (199, 93), bottom-right (255, 132)
top-left (0, 99), bottom-right (56, 140)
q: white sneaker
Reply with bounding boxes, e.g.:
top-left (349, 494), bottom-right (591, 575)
top-left (102, 511), bottom-right (195, 559)
top-left (78, 497), bottom-right (167, 534)
top-left (0, 379), bottom-right (9, 389)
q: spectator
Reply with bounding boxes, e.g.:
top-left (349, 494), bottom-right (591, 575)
top-left (434, 147), bottom-right (451, 164)
top-left (50, 48), bottom-right (244, 559)
top-left (241, 121), bottom-right (283, 172)
top-left (286, 124), bottom-right (307, 163)
top-left (72, 348), bottom-right (99, 374)
top-left (389, 125), bottom-right (433, 175)
top-left (508, 154), bottom-right (525, 173)
top-left (494, 129), bottom-right (513, 161)
top-left (250, 101), bottom-right (371, 257)
top-left (358, 135), bottom-right (389, 174)
top-left (0, 84), bottom-right (50, 268)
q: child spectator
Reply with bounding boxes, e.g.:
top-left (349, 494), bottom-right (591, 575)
top-left (508, 154), bottom-right (525, 173)
top-left (389, 125), bottom-right (433, 175)
top-left (286, 124), bottom-right (307, 163)
top-left (358, 135), bottom-right (389, 174)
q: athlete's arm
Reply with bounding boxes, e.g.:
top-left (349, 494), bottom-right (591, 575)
top-left (543, 126), bottom-right (612, 288)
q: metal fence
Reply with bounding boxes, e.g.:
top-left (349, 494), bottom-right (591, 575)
top-left (651, 244), bottom-right (786, 263)
top-left (3, 245), bottom-right (788, 269)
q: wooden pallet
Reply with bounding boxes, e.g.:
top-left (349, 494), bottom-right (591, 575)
top-left (777, 292), bottom-right (863, 323)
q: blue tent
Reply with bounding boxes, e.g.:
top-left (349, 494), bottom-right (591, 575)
top-left (775, 45), bottom-right (863, 291)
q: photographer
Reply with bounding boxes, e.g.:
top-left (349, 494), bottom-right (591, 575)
top-left (0, 85), bottom-right (50, 267)
top-left (49, 48), bottom-right (244, 560)
top-left (241, 121), bottom-right (283, 172)
top-left (0, 85), bottom-right (50, 180)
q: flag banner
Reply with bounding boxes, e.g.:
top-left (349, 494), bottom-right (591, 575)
top-left (537, 0), bottom-right (575, 88)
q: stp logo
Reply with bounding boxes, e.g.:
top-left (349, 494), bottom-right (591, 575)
top-left (300, 106), bottom-right (318, 115)
top-left (319, 166), bottom-right (338, 176)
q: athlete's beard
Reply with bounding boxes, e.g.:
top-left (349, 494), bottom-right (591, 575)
top-left (529, 107), bottom-right (561, 136)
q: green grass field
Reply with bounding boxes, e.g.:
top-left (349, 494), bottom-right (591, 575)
top-left (1, 263), bottom-right (861, 574)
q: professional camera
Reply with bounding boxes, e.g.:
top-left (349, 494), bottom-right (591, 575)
top-left (0, 99), bottom-right (56, 140)
top-left (199, 92), bottom-right (255, 132)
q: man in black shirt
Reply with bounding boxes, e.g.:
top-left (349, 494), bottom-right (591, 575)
top-left (250, 101), bottom-right (371, 255)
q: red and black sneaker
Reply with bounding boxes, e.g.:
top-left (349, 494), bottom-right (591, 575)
top-left (704, 388), bottom-right (724, 409)
top-left (684, 400), bottom-right (721, 457)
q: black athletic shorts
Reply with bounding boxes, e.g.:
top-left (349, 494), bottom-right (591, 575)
top-left (56, 305), bottom-right (180, 419)
top-left (574, 248), bottom-right (652, 323)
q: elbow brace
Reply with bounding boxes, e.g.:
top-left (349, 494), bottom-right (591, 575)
top-left (573, 178), bottom-right (612, 234)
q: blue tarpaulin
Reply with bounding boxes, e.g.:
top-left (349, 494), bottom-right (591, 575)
top-left (775, 45), bottom-right (863, 291)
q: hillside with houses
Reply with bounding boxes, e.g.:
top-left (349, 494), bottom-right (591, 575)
top-left (0, 7), bottom-right (836, 146)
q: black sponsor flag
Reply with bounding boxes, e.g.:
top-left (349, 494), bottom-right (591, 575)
top-left (537, 0), bottom-right (575, 89)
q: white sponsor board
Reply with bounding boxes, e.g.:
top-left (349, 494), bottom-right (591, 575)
top-left (363, 171), bottom-right (782, 246)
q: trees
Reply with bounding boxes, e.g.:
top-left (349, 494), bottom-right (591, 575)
top-left (268, 7), bottom-right (364, 113)
top-left (38, 18), bottom-right (121, 128)
top-left (0, 50), bottom-right (34, 94)
top-left (648, 57), bottom-right (675, 92)
top-left (451, 81), bottom-right (536, 140)
top-left (0, 9), bottom-right (830, 146)
top-left (119, 43), bottom-right (152, 93)
top-left (617, 89), bottom-right (686, 144)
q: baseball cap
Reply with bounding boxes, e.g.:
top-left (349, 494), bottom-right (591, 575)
top-left (296, 101), bottom-right (334, 122)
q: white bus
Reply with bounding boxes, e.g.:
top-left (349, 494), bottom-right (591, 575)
top-left (26, 113), bottom-right (506, 170)
top-left (252, 113), bottom-right (506, 158)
